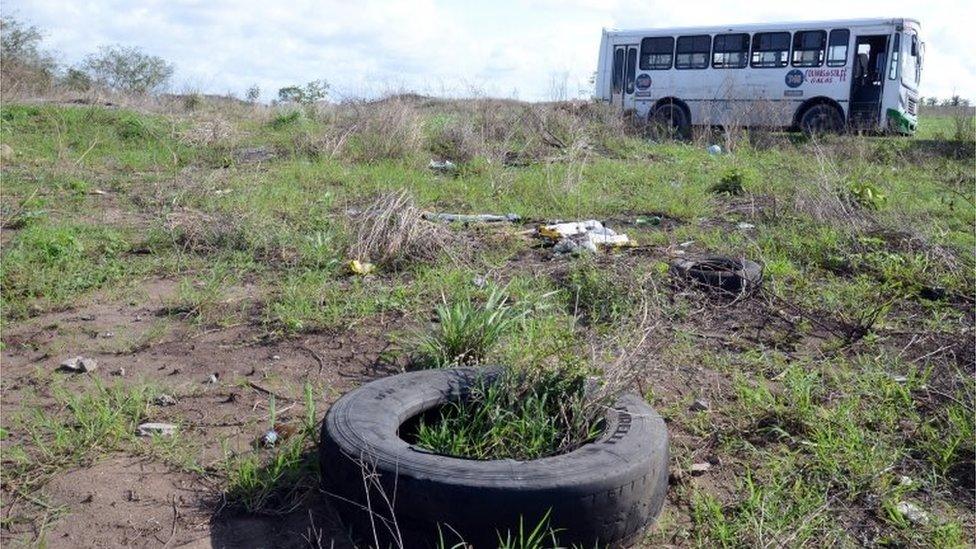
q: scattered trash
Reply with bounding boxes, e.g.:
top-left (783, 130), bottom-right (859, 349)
top-left (423, 212), bottom-right (521, 224)
top-left (137, 422), bottom-right (177, 437)
top-left (707, 144), bottom-right (722, 155)
top-left (670, 256), bottom-right (763, 294)
top-left (895, 501), bottom-right (930, 525)
top-left (689, 399), bottom-right (711, 412)
top-left (890, 374), bottom-right (908, 383)
top-left (736, 222), bottom-right (755, 230)
top-left (918, 285), bottom-right (947, 301)
top-left (428, 159), bottom-right (457, 173)
top-left (155, 394), bottom-right (177, 406)
top-left (80, 314), bottom-right (96, 321)
top-left (59, 356), bottom-right (98, 373)
top-left (206, 373), bottom-right (219, 384)
top-left (472, 275), bottom-right (488, 288)
top-left (261, 429), bottom-right (279, 447)
top-left (678, 241), bottom-right (695, 248)
top-left (898, 475), bottom-right (914, 487)
top-left (690, 462), bottom-right (712, 475)
top-left (347, 259), bottom-right (375, 275)
top-left (113, 368), bottom-right (125, 377)
top-left (271, 355), bottom-right (281, 361)
top-left (537, 220), bottom-right (634, 255)
top-left (102, 332), bottom-right (115, 338)
top-left (635, 216), bottom-right (662, 226)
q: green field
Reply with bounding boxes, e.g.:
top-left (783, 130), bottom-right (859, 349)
top-left (1, 98), bottom-right (973, 547)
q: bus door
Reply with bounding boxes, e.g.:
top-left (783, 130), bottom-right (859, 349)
top-left (849, 34), bottom-right (888, 130)
top-left (610, 44), bottom-right (639, 111)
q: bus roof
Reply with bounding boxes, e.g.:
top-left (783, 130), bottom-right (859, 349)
top-left (603, 17), bottom-right (919, 39)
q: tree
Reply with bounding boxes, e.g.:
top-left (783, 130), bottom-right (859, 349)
top-left (82, 45), bottom-right (174, 94)
top-left (1, 15), bottom-right (57, 91)
top-left (276, 79), bottom-right (329, 105)
top-left (245, 84), bottom-right (260, 103)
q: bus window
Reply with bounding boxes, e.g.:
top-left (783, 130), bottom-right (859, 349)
top-left (611, 47), bottom-right (624, 94)
top-left (712, 33), bottom-right (749, 68)
top-left (908, 33), bottom-right (921, 85)
top-left (751, 32), bottom-right (790, 68)
top-left (676, 35), bottom-right (711, 69)
top-left (792, 30), bottom-right (826, 67)
top-left (625, 47), bottom-right (637, 93)
top-left (888, 32), bottom-right (900, 80)
top-left (640, 37), bottom-right (674, 70)
top-left (827, 29), bottom-right (849, 67)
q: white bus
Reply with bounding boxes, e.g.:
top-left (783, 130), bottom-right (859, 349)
top-left (595, 18), bottom-right (922, 135)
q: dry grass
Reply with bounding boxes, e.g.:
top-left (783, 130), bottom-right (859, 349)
top-left (348, 190), bottom-right (451, 270)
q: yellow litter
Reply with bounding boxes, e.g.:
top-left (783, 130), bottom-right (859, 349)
top-left (347, 259), bottom-right (375, 275)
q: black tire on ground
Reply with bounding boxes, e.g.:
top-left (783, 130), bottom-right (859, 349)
top-left (669, 255), bottom-right (763, 294)
top-left (320, 367), bottom-right (669, 549)
top-left (649, 102), bottom-right (691, 140)
top-left (799, 103), bottom-right (845, 135)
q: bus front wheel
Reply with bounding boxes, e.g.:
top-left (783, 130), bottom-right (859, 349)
top-left (799, 104), bottom-right (845, 135)
top-left (649, 103), bottom-right (690, 140)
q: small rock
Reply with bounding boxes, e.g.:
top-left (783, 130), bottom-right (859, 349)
top-left (736, 222), bottom-right (755, 230)
top-left (59, 356), bottom-right (98, 373)
top-left (690, 462), bottom-right (712, 475)
top-left (154, 394), bottom-right (177, 406)
top-left (895, 501), bottom-right (929, 525)
top-left (137, 422), bottom-right (177, 437)
top-left (689, 399), bottom-right (711, 412)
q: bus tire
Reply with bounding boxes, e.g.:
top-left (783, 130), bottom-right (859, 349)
top-left (319, 367), bottom-right (670, 548)
top-left (650, 102), bottom-right (690, 139)
top-left (799, 103), bottom-right (845, 135)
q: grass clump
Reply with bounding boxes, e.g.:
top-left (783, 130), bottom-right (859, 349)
top-left (415, 285), bottom-right (523, 367)
top-left (564, 259), bottom-right (633, 326)
top-left (349, 189), bottom-right (450, 270)
top-left (412, 366), bottom-right (602, 461)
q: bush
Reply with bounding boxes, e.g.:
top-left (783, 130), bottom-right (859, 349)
top-left (1, 16), bottom-right (57, 94)
top-left (711, 169), bottom-right (746, 196)
top-left (82, 45), bottom-right (174, 94)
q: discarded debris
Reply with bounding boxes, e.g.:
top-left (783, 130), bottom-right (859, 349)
top-left (347, 259), bottom-right (376, 275)
top-left (428, 159), bottom-right (457, 173)
top-left (113, 368), bottom-right (125, 377)
top-left (137, 422), bottom-right (177, 437)
top-left (472, 275), bottom-right (488, 288)
top-left (736, 222), bottom-right (755, 230)
top-left (670, 256), bottom-right (764, 295)
top-left (423, 212), bottom-right (521, 224)
top-left (261, 429), bottom-right (279, 447)
top-left (707, 144), bottom-right (722, 155)
top-left (206, 373), bottom-right (219, 384)
top-left (155, 394), bottom-right (177, 406)
top-left (895, 501), bottom-right (930, 525)
top-left (689, 399), bottom-right (711, 412)
top-left (689, 462), bottom-right (712, 475)
top-left (635, 216), bottom-right (662, 226)
top-left (537, 220), bottom-right (634, 255)
top-left (59, 356), bottom-right (98, 373)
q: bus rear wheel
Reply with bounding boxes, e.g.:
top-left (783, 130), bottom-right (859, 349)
top-left (649, 103), bottom-right (690, 140)
top-left (799, 104), bottom-right (845, 135)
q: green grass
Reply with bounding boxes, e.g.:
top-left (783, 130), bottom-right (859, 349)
top-left (1, 100), bottom-right (973, 546)
top-left (411, 366), bottom-right (601, 461)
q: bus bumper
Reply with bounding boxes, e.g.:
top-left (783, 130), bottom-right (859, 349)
top-left (886, 108), bottom-right (917, 134)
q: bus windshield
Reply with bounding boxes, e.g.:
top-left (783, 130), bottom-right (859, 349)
top-left (903, 31), bottom-right (921, 88)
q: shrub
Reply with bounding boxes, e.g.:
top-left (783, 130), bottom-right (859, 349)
top-left (341, 98), bottom-right (423, 162)
top-left (82, 45), bottom-right (174, 94)
top-left (711, 169), bottom-right (746, 196)
top-left (415, 286), bottom-right (522, 368)
top-left (1, 16), bottom-right (57, 95)
top-left (349, 190), bottom-right (449, 270)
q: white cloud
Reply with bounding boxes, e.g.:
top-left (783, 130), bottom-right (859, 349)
top-left (5, 0), bottom-right (974, 101)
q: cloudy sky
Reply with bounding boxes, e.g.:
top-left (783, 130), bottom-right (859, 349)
top-left (6, 0), bottom-right (975, 101)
